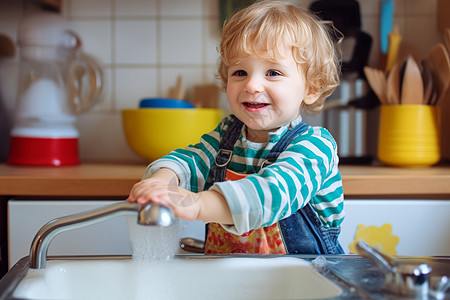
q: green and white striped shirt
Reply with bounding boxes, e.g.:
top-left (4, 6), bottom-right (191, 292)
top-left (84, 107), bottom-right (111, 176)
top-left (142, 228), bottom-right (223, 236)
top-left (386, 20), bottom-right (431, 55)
top-left (146, 114), bottom-right (344, 235)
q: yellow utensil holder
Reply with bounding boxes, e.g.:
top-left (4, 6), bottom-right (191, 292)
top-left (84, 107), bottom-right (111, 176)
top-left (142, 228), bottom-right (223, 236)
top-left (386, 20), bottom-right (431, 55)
top-left (378, 105), bottom-right (441, 167)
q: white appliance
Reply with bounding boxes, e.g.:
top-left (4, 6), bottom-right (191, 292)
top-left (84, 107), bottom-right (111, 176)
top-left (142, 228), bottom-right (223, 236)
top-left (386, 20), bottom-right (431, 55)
top-left (8, 13), bottom-right (103, 166)
top-left (8, 199), bottom-right (205, 269)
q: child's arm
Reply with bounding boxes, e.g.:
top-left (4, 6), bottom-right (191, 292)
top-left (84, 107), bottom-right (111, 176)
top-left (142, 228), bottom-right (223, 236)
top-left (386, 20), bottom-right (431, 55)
top-left (127, 168), bottom-right (233, 224)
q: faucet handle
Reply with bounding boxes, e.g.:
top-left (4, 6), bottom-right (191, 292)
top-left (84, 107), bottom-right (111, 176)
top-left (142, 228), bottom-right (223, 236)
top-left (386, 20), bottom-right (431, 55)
top-left (356, 241), bottom-right (395, 273)
top-left (356, 241), bottom-right (432, 297)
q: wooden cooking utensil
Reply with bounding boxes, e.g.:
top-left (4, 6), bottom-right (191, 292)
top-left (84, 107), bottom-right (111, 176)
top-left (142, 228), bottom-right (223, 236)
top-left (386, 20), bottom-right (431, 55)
top-left (401, 56), bottom-right (424, 105)
top-left (192, 83), bottom-right (221, 108)
top-left (364, 66), bottom-right (388, 105)
top-left (421, 61), bottom-right (433, 105)
top-left (425, 43), bottom-right (450, 106)
top-left (167, 75), bottom-right (185, 100)
top-left (386, 61), bottom-right (401, 105)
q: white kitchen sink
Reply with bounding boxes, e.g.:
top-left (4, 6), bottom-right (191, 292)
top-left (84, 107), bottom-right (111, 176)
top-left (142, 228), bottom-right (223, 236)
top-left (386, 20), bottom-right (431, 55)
top-left (12, 256), bottom-right (342, 300)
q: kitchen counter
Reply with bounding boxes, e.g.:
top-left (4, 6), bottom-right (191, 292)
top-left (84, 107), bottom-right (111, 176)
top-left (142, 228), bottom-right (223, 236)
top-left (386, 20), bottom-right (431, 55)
top-left (0, 163), bottom-right (449, 198)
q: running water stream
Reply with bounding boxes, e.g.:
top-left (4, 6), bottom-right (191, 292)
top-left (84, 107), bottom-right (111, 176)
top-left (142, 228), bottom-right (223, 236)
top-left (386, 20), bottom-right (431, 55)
top-left (126, 216), bottom-right (181, 299)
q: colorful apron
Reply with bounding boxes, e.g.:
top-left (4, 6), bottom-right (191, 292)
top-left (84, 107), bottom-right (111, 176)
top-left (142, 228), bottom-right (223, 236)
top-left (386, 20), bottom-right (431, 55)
top-left (205, 169), bottom-right (287, 254)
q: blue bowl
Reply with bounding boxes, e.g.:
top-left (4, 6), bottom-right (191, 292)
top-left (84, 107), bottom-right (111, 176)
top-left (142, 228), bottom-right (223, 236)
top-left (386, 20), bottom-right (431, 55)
top-left (139, 98), bottom-right (195, 109)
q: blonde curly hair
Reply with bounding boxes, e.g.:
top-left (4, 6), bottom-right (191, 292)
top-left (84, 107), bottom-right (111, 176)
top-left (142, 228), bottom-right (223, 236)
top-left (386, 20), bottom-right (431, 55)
top-left (218, 1), bottom-right (341, 114)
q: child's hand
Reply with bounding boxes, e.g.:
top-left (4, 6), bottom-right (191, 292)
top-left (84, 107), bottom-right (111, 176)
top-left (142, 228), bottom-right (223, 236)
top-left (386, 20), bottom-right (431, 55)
top-left (126, 170), bottom-right (201, 221)
top-left (127, 168), bottom-right (233, 225)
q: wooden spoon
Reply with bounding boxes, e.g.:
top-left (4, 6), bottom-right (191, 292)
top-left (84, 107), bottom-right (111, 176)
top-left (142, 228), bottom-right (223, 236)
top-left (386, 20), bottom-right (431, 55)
top-left (364, 66), bottom-right (388, 105)
top-left (401, 56), bottom-right (424, 105)
top-left (425, 43), bottom-right (450, 106)
top-left (386, 61), bottom-right (401, 105)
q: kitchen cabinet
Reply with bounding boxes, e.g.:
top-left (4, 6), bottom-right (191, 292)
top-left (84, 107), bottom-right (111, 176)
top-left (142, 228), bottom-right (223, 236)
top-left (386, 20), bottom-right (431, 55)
top-left (1, 163), bottom-right (450, 275)
top-left (339, 199), bottom-right (450, 256)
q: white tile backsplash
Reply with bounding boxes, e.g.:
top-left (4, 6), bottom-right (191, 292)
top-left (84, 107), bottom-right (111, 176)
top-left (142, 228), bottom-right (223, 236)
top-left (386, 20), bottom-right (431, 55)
top-left (205, 18), bottom-right (221, 65)
top-left (205, 0), bottom-right (219, 17)
top-left (76, 112), bottom-right (146, 163)
top-left (160, 0), bottom-right (204, 17)
top-left (70, 20), bottom-right (112, 65)
top-left (92, 66), bottom-right (113, 112)
top-left (204, 65), bottom-right (222, 86)
top-left (115, 20), bottom-right (158, 65)
top-left (0, 0), bottom-right (444, 163)
top-left (69, 0), bottom-right (111, 18)
top-left (160, 19), bottom-right (203, 65)
top-left (114, 0), bottom-right (157, 17)
top-left (115, 67), bottom-right (158, 110)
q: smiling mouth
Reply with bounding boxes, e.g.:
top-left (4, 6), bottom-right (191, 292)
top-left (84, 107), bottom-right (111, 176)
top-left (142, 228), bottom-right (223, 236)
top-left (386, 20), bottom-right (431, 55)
top-left (243, 102), bottom-right (270, 109)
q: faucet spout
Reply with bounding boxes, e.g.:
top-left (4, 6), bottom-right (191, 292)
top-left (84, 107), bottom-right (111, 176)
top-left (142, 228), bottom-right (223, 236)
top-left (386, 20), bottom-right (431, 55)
top-left (29, 201), bottom-right (175, 269)
top-left (138, 202), bottom-right (175, 226)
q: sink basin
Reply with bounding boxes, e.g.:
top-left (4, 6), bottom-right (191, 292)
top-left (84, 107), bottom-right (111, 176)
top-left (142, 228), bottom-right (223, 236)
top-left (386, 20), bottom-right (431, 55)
top-left (3, 255), bottom-right (449, 300)
top-left (5, 256), bottom-right (342, 300)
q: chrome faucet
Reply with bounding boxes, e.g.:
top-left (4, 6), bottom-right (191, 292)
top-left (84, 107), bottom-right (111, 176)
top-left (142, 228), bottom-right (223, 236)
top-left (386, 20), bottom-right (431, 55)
top-left (356, 241), bottom-right (450, 299)
top-left (29, 201), bottom-right (175, 269)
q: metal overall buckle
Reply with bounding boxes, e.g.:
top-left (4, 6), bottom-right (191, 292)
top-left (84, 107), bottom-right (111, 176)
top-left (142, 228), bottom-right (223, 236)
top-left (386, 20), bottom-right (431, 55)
top-left (215, 149), bottom-right (233, 167)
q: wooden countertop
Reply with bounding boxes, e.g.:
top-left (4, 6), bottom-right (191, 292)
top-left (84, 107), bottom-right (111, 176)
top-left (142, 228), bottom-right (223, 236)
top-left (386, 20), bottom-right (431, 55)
top-left (0, 163), bottom-right (145, 198)
top-left (0, 163), bottom-right (449, 198)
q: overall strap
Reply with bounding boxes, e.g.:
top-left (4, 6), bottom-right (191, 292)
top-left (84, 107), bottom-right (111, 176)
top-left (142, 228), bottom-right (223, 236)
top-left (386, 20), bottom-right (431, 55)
top-left (261, 122), bottom-right (310, 168)
top-left (205, 116), bottom-right (243, 241)
top-left (213, 117), bottom-right (244, 183)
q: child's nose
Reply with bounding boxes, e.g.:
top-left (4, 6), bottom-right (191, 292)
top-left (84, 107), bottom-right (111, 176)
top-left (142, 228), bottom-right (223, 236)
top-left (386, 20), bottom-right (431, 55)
top-left (244, 75), bottom-right (264, 93)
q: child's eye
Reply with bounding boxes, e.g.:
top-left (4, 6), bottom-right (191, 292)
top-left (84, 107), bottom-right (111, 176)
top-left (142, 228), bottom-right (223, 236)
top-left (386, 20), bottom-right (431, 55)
top-left (267, 70), bottom-right (282, 77)
top-left (232, 70), bottom-right (247, 77)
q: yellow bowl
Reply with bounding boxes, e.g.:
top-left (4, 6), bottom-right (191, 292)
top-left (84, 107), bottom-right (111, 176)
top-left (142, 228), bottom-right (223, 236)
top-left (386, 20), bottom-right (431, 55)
top-left (122, 108), bottom-right (223, 162)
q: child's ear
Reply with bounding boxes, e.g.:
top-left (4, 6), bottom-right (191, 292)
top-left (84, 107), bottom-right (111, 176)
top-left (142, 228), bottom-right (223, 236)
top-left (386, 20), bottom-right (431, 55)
top-left (303, 85), bottom-right (322, 105)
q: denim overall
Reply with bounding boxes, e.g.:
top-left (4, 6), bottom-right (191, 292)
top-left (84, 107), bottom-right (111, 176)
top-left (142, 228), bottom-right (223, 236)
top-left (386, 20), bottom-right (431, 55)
top-left (206, 117), bottom-right (344, 254)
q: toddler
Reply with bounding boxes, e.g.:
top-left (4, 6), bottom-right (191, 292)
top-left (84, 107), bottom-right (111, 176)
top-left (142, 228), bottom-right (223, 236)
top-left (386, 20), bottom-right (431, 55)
top-left (127, 0), bottom-right (344, 254)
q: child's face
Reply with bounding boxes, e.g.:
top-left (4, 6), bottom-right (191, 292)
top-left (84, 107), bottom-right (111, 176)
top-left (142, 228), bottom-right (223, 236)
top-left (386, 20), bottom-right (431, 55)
top-left (226, 45), bottom-right (317, 141)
